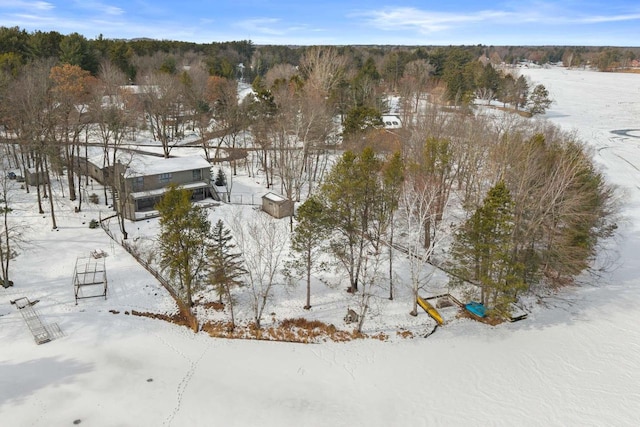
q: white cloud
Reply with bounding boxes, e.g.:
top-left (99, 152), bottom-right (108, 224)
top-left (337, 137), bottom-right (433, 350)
top-left (235, 18), bottom-right (286, 36)
top-left (0, 1), bottom-right (54, 10)
top-left (358, 7), bottom-right (521, 33)
top-left (72, 0), bottom-right (124, 16)
top-left (231, 17), bottom-right (329, 41)
top-left (33, 1), bottom-right (53, 10)
top-left (578, 13), bottom-right (640, 24)
top-left (359, 4), bottom-right (640, 34)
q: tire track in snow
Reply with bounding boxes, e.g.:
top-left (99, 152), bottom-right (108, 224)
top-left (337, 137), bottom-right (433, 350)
top-left (600, 140), bottom-right (640, 171)
top-left (611, 153), bottom-right (640, 173)
top-left (600, 136), bottom-right (640, 187)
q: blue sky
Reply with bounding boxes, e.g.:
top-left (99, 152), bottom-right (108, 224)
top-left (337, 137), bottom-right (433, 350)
top-left (1, 0), bottom-right (639, 46)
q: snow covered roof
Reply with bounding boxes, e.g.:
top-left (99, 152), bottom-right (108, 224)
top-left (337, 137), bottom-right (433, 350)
top-left (119, 84), bottom-right (155, 95)
top-left (124, 155), bottom-right (211, 178)
top-left (382, 115), bottom-right (402, 129)
top-left (262, 192), bottom-right (287, 203)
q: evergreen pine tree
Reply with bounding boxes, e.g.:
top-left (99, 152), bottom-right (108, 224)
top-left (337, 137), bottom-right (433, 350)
top-left (208, 219), bottom-right (246, 329)
top-left (514, 75), bottom-right (529, 110)
top-left (528, 84), bottom-right (553, 115)
top-left (215, 168), bottom-right (227, 186)
top-left (450, 181), bottom-right (525, 313)
top-left (318, 148), bottom-right (382, 292)
top-left (289, 197), bottom-right (327, 309)
top-left (156, 185), bottom-right (211, 307)
top-left (342, 106), bottom-right (383, 137)
top-left (378, 152), bottom-right (404, 300)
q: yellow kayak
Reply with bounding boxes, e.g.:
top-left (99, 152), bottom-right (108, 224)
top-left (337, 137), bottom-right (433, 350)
top-left (417, 296), bottom-right (444, 325)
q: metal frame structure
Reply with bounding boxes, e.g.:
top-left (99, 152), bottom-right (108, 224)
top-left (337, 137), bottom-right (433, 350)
top-left (73, 255), bottom-right (108, 304)
top-left (11, 297), bottom-right (62, 344)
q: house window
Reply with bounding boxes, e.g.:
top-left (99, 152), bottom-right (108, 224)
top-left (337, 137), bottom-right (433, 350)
top-left (192, 169), bottom-right (202, 181)
top-left (136, 197), bottom-right (156, 211)
top-left (132, 177), bottom-right (144, 191)
top-left (191, 188), bottom-right (204, 200)
top-left (159, 173), bottom-right (172, 185)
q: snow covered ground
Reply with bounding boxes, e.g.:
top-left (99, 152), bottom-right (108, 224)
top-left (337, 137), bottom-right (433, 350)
top-left (2, 67), bottom-right (640, 426)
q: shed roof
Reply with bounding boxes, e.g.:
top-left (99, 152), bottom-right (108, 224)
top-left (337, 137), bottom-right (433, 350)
top-left (263, 192), bottom-right (287, 203)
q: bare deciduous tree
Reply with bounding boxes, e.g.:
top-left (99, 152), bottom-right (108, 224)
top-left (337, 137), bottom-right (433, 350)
top-left (400, 59), bottom-right (434, 113)
top-left (268, 78), bottom-right (335, 203)
top-left (353, 247), bottom-right (385, 334)
top-left (299, 46), bottom-right (347, 99)
top-left (49, 64), bottom-right (96, 207)
top-left (230, 209), bottom-right (289, 329)
top-left (0, 172), bottom-right (26, 288)
top-left (400, 170), bottom-right (453, 315)
top-left (91, 63), bottom-right (138, 238)
top-left (7, 60), bottom-right (59, 228)
top-left (264, 63), bottom-right (298, 89)
top-left (140, 72), bottom-right (181, 158)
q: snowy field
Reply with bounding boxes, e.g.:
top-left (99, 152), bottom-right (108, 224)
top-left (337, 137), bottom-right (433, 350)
top-left (2, 67), bottom-right (640, 426)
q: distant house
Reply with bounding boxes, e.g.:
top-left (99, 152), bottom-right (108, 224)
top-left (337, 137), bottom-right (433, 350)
top-left (381, 115), bottom-right (402, 129)
top-left (84, 155), bottom-right (118, 185)
top-left (25, 168), bottom-right (49, 186)
top-left (86, 154), bottom-right (214, 220)
top-left (261, 192), bottom-right (294, 219)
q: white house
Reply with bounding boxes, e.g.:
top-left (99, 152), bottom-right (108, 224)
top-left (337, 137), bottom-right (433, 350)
top-left (382, 115), bottom-right (402, 129)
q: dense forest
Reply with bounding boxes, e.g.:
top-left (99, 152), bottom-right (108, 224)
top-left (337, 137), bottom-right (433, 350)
top-left (0, 26), bottom-right (619, 321)
top-left (1, 26), bottom-right (638, 80)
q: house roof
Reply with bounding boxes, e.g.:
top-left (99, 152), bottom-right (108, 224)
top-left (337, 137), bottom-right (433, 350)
top-left (382, 115), bottom-right (402, 129)
top-left (86, 151), bottom-right (211, 179)
top-left (123, 155), bottom-right (211, 178)
top-left (119, 84), bottom-right (155, 95)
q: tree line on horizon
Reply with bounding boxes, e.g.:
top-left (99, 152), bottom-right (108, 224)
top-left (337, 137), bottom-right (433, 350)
top-left (1, 25), bottom-right (638, 80)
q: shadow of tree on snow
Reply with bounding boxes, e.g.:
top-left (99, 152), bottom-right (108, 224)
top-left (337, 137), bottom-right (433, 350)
top-left (0, 356), bottom-right (93, 407)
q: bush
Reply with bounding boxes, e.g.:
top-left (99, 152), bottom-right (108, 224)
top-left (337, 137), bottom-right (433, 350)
top-left (214, 168), bottom-right (227, 186)
top-left (89, 219), bottom-right (99, 229)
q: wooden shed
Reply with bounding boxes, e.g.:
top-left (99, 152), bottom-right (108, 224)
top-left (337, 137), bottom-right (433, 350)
top-left (261, 192), bottom-right (294, 219)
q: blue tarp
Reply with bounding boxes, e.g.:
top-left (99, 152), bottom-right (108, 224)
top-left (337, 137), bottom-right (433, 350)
top-left (465, 301), bottom-right (487, 318)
